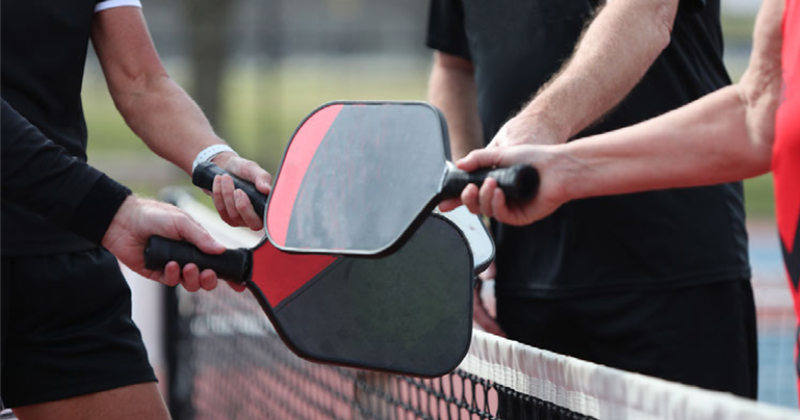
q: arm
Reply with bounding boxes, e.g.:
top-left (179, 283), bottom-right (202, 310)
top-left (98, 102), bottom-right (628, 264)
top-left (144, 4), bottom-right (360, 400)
top-left (1, 99), bottom-right (229, 290)
top-left (428, 52), bottom-right (484, 161)
top-left (455, 0), bottom-right (784, 225)
top-left (492, 0), bottom-right (680, 147)
top-left (91, 6), bottom-right (270, 230)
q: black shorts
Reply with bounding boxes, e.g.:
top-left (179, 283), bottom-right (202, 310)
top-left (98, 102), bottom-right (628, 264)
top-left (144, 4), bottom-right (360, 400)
top-left (1, 248), bottom-right (156, 407)
top-left (496, 279), bottom-right (758, 399)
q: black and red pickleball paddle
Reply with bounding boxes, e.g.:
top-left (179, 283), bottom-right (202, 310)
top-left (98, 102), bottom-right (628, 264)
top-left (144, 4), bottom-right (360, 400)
top-left (264, 101), bottom-right (538, 256)
top-left (144, 163), bottom-right (475, 377)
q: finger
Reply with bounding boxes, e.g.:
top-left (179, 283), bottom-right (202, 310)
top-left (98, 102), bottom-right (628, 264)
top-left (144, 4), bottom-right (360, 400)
top-left (461, 184), bottom-right (481, 214)
top-left (479, 178), bottom-right (498, 218)
top-left (227, 282), bottom-right (248, 292)
top-left (220, 175), bottom-right (245, 226)
top-left (199, 269), bottom-right (219, 291)
top-left (456, 149), bottom-right (505, 172)
top-left (478, 262), bottom-right (496, 281)
top-left (234, 160), bottom-right (273, 195)
top-left (234, 189), bottom-right (264, 230)
top-left (181, 263), bottom-right (201, 292)
top-left (174, 213), bottom-right (226, 255)
top-left (472, 300), bottom-right (505, 336)
top-left (491, 189), bottom-right (515, 225)
top-left (163, 262), bottom-right (181, 287)
top-left (256, 173), bottom-right (273, 195)
top-left (438, 198), bottom-right (462, 212)
top-left (211, 176), bottom-right (232, 224)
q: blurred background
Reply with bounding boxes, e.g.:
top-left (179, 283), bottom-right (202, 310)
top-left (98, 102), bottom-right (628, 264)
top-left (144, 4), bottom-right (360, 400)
top-left (81, 0), bottom-right (796, 410)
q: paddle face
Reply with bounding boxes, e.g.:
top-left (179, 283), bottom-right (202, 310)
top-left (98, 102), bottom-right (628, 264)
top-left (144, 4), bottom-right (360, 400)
top-left (266, 101), bottom-right (450, 256)
top-left (247, 214), bottom-right (474, 376)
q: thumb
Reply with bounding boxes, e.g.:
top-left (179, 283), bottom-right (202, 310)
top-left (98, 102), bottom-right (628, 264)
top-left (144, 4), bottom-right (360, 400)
top-left (456, 149), bottom-right (506, 172)
top-left (174, 215), bottom-right (226, 255)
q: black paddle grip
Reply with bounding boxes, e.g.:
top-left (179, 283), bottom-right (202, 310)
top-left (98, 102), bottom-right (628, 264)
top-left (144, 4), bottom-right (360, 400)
top-left (144, 236), bottom-right (250, 284)
top-left (442, 164), bottom-right (540, 202)
top-left (192, 161), bottom-right (268, 220)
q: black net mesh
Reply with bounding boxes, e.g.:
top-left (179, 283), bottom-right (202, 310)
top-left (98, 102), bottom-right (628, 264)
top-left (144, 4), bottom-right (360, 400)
top-left (164, 285), bottom-right (595, 420)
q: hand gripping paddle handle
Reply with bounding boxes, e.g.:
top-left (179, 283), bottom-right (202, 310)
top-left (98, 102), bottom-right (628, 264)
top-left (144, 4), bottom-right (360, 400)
top-left (144, 237), bottom-right (251, 284)
top-left (442, 164), bottom-right (540, 202)
top-left (192, 161), bottom-right (268, 220)
top-left (143, 162), bottom-right (266, 283)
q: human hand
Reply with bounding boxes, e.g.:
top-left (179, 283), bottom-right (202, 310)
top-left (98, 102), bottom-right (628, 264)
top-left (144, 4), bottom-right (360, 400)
top-left (208, 153), bottom-right (272, 230)
top-left (472, 262), bottom-right (506, 337)
top-left (443, 145), bottom-right (570, 226)
top-left (487, 113), bottom-right (566, 148)
top-left (102, 195), bottom-right (246, 292)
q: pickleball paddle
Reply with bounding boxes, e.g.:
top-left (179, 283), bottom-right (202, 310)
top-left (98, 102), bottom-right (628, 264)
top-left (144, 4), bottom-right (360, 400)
top-left (190, 161), bottom-right (495, 274)
top-left (265, 101), bottom-right (538, 256)
top-left (144, 164), bottom-right (475, 376)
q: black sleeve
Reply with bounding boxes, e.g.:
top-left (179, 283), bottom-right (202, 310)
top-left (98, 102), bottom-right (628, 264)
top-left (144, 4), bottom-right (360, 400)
top-left (1, 99), bottom-right (132, 245)
top-left (426, 0), bottom-right (472, 60)
top-left (679, 0), bottom-right (706, 14)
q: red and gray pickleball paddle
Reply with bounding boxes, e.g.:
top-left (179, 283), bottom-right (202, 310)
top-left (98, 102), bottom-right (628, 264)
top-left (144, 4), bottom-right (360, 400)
top-left (265, 101), bottom-right (538, 256)
top-left (144, 163), bottom-right (475, 377)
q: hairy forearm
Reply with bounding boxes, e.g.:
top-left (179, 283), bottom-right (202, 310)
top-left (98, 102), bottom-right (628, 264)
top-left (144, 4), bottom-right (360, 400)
top-left (520, 0), bottom-right (677, 142)
top-left (428, 53), bottom-right (483, 160)
top-left (558, 85), bottom-right (773, 200)
top-left (553, 0), bottom-right (783, 200)
top-left (111, 75), bottom-right (224, 174)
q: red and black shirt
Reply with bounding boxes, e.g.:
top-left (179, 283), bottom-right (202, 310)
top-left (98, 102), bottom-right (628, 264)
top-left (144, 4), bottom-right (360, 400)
top-left (775, 0), bottom-right (800, 325)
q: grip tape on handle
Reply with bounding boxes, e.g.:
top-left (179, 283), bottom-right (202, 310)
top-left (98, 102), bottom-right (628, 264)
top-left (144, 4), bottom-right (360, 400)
top-left (144, 236), bottom-right (250, 284)
top-left (192, 161), bottom-right (268, 219)
top-left (441, 164), bottom-right (540, 202)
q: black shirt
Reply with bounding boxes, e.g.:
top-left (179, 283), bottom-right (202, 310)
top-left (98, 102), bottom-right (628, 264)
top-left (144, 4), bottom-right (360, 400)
top-left (427, 0), bottom-right (750, 297)
top-left (1, 0), bottom-right (127, 254)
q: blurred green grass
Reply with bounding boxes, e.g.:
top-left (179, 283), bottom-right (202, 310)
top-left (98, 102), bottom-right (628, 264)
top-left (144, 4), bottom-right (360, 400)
top-left (82, 63), bottom-right (429, 199)
top-left (83, 65), bottom-right (429, 175)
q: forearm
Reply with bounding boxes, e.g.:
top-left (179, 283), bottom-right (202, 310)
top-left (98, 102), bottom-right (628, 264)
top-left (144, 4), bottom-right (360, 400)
top-left (93, 8), bottom-right (229, 175)
top-left (558, 85), bottom-right (772, 200)
top-left (111, 75), bottom-right (225, 174)
top-left (519, 0), bottom-right (678, 142)
top-left (428, 53), bottom-right (483, 160)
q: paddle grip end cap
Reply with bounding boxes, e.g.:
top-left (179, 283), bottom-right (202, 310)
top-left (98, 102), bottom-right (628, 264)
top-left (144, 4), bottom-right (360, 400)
top-left (487, 164), bottom-right (540, 202)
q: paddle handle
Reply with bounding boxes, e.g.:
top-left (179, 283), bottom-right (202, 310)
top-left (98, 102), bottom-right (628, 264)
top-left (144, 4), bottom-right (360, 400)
top-left (144, 236), bottom-right (250, 284)
top-left (192, 161), bottom-right (268, 220)
top-left (441, 164), bottom-right (540, 202)
top-left (143, 163), bottom-right (265, 282)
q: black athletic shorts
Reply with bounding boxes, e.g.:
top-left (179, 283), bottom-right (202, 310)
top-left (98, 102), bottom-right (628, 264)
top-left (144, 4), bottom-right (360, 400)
top-left (1, 248), bottom-right (156, 407)
top-left (496, 279), bottom-right (758, 399)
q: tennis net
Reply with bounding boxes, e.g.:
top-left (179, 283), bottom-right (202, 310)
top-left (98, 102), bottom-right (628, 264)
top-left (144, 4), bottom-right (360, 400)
top-left (163, 188), bottom-right (799, 420)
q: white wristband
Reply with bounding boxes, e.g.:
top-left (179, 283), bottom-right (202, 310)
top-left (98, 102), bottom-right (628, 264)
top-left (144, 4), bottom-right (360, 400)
top-left (192, 145), bottom-right (237, 174)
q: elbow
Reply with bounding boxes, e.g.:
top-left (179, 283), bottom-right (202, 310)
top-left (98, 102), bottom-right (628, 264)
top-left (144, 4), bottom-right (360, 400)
top-left (650, 0), bottom-right (679, 56)
top-left (738, 71), bottom-right (782, 177)
top-left (748, 122), bottom-right (777, 176)
top-left (110, 71), bottom-right (170, 117)
top-left (739, 126), bottom-right (775, 177)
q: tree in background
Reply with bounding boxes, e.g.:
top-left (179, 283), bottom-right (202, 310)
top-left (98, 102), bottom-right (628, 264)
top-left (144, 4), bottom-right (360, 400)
top-left (182, 0), bottom-right (236, 132)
